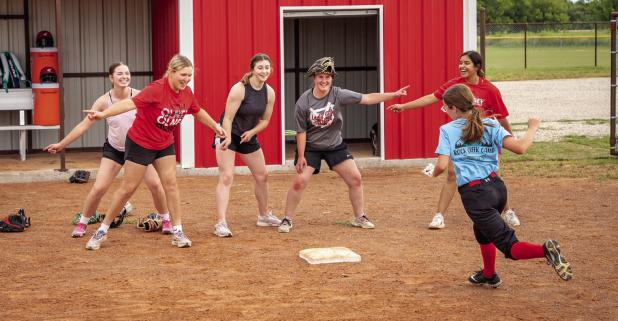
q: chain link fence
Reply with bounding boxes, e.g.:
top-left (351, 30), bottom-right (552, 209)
top-left (482, 22), bottom-right (611, 69)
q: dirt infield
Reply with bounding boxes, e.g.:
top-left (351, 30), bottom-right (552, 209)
top-left (1, 167), bottom-right (617, 320)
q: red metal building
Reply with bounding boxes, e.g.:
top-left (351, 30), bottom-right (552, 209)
top-left (151, 0), bottom-right (477, 169)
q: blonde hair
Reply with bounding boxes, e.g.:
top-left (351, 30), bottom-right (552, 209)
top-left (241, 53), bottom-right (272, 85)
top-left (166, 54), bottom-right (193, 76)
top-left (443, 84), bottom-right (487, 143)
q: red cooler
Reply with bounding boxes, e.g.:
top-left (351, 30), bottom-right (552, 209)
top-left (32, 83), bottom-right (60, 125)
top-left (31, 47), bottom-right (58, 83)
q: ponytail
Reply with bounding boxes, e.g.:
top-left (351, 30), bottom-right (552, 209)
top-left (462, 107), bottom-right (485, 143)
top-left (240, 71), bottom-right (252, 85)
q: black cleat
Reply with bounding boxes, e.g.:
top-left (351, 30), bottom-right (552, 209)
top-left (468, 270), bottom-right (502, 288)
top-left (544, 240), bottom-right (573, 281)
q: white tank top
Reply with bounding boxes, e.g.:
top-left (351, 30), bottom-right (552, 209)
top-left (105, 89), bottom-right (136, 152)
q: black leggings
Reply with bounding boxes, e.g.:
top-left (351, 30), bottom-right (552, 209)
top-left (458, 176), bottom-right (519, 259)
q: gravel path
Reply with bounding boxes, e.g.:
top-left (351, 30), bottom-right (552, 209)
top-left (494, 77), bottom-right (611, 141)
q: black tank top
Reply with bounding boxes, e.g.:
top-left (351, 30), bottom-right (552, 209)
top-left (222, 83), bottom-right (268, 136)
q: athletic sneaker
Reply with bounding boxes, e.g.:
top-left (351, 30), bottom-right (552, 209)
top-left (161, 220), bottom-right (172, 235)
top-left (468, 270), bottom-right (503, 288)
top-left (278, 217), bottom-right (293, 233)
top-left (85, 230), bottom-right (107, 250)
top-left (543, 240), bottom-right (572, 281)
top-left (172, 230), bottom-right (192, 248)
top-left (71, 223), bottom-right (87, 238)
top-left (123, 201), bottom-right (133, 215)
top-left (428, 213), bottom-right (445, 229)
top-left (502, 208), bottom-right (521, 228)
top-left (257, 211), bottom-right (282, 227)
top-left (213, 221), bottom-right (233, 237)
top-left (351, 215), bottom-right (375, 229)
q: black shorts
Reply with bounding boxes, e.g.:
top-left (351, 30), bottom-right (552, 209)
top-left (458, 175), bottom-right (519, 259)
top-left (124, 136), bottom-right (175, 166)
top-left (102, 140), bottom-right (125, 165)
top-left (294, 142), bottom-right (353, 174)
top-left (212, 133), bottom-right (261, 154)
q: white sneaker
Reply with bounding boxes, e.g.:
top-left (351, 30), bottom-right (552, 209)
top-left (351, 215), bottom-right (375, 229)
top-left (123, 201), bottom-right (133, 215)
top-left (502, 209), bottom-right (521, 228)
top-left (257, 211), bottom-right (282, 227)
top-left (278, 217), bottom-right (293, 233)
top-left (85, 229), bottom-right (107, 250)
top-left (172, 230), bottom-right (192, 248)
top-left (428, 213), bottom-right (445, 229)
top-left (213, 221), bottom-right (233, 237)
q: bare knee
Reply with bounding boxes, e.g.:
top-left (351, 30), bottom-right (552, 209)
top-left (117, 184), bottom-right (139, 199)
top-left (218, 172), bottom-right (234, 187)
top-left (253, 172), bottom-right (268, 186)
top-left (159, 176), bottom-right (178, 193)
top-left (89, 184), bottom-right (109, 200)
top-left (291, 176), bottom-right (309, 192)
top-left (347, 173), bottom-right (363, 189)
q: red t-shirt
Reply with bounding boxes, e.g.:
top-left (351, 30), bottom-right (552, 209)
top-left (128, 78), bottom-right (201, 150)
top-left (433, 76), bottom-right (509, 119)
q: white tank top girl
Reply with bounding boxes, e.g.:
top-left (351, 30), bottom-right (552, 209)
top-left (105, 88), bottom-right (136, 151)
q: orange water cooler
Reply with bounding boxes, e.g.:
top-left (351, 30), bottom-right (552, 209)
top-left (32, 83), bottom-right (60, 125)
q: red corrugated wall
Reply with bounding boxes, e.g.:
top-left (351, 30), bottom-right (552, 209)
top-left (190, 0), bottom-right (463, 167)
top-left (150, 0), bottom-right (181, 159)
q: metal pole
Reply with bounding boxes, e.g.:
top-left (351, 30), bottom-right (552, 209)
top-left (24, 0), bottom-right (30, 79)
top-left (595, 22), bottom-right (598, 67)
top-left (55, 0), bottom-right (66, 170)
top-left (524, 23), bottom-right (528, 69)
top-left (479, 7), bottom-right (486, 72)
top-left (611, 13), bottom-right (617, 156)
top-left (24, 0), bottom-right (33, 155)
top-left (294, 19), bottom-right (300, 102)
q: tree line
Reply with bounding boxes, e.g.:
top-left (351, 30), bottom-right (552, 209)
top-left (478, 0), bottom-right (618, 23)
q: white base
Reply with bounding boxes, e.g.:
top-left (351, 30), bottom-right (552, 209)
top-left (299, 247), bottom-right (361, 265)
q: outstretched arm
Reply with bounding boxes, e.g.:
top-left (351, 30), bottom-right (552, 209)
top-left (387, 93), bottom-right (439, 113)
top-left (360, 85), bottom-right (409, 105)
top-left (498, 117), bottom-right (513, 134)
top-left (85, 99), bottom-right (135, 121)
top-left (502, 117), bottom-right (540, 154)
top-left (45, 97), bottom-right (106, 153)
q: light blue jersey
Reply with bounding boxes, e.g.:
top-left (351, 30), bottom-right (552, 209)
top-left (435, 118), bottom-right (511, 187)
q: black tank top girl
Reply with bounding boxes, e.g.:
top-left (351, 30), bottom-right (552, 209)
top-left (223, 83), bottom-right (267, 136)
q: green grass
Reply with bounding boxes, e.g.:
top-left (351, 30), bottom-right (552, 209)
top-left (500, 135), bottom-right (618, 180)
top-left (484, 46), bottom-right (611, 81)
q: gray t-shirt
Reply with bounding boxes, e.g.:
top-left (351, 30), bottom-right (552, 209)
top-left (295, 86), bottom-right (362, 150)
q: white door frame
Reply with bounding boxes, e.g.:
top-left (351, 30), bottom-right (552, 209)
top-left (279, 5), bottom-right (385, 164)
top-left (463, 0), bottom-right (477, 51)
top-left (178, 0), bottom-right (195, 168)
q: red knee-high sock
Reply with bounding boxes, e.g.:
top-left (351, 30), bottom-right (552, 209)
top-left (510, 241), bottom-right (545, 260)
top-left (480, 243), bottom-right (496, 278)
